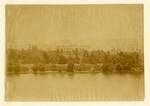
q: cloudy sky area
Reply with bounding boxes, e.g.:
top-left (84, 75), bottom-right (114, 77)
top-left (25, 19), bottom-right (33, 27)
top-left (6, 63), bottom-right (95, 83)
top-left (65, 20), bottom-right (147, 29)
top-left (6, 5), bottom-right (143, 51)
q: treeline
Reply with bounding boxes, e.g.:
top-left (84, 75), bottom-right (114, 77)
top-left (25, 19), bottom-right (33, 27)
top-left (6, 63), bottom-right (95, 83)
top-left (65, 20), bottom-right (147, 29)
top-left (6, 46), bottom-right (144, 74)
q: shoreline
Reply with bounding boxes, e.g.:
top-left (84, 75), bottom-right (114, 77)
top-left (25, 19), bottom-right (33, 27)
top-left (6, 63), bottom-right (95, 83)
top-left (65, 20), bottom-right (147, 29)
top-left (6, 69), bottom-right (143, 75)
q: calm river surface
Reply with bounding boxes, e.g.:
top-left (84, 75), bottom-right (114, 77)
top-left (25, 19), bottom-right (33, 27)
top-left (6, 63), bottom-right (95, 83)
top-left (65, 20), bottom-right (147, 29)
top-left (6, 72), bottom-right (144, 101)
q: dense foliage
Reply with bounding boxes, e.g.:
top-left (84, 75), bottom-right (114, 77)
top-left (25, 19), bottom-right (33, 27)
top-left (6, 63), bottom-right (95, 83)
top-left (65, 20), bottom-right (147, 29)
top-left (6, 46), bottom-right (144, 74)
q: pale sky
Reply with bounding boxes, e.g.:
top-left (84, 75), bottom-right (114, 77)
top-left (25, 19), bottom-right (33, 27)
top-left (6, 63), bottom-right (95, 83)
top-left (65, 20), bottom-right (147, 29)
top-left (6, 5), bottom-right (143, 51)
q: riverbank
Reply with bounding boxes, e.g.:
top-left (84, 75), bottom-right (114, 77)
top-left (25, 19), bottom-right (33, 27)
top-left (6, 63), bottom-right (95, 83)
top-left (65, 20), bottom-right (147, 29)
top-left (6, 63), bottom-right (143, 75)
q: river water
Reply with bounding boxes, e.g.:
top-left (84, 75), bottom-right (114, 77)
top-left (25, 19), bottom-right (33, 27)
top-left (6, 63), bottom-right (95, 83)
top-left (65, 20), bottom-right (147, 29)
top-left (5, 72), bottom-right (144, 101)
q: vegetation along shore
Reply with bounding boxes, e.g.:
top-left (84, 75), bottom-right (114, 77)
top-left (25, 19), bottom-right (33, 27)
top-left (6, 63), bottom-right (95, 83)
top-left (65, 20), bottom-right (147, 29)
top-left (6, 46), bottom-right (144, 75)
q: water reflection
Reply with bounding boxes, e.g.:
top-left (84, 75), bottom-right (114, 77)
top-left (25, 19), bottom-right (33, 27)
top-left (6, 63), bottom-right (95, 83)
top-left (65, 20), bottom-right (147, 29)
top-left (6, 72), bottom-right (144, 101)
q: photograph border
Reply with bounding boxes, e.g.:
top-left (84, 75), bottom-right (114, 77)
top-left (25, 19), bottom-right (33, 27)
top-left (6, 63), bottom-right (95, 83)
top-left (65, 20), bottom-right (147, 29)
top-left (0, 0), bottom-right (150, 106)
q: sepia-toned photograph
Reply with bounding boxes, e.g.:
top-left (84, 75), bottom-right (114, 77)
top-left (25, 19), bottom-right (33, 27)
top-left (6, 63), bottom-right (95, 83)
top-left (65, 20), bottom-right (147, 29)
top-left (5, 4), bottom-right (144, 101)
